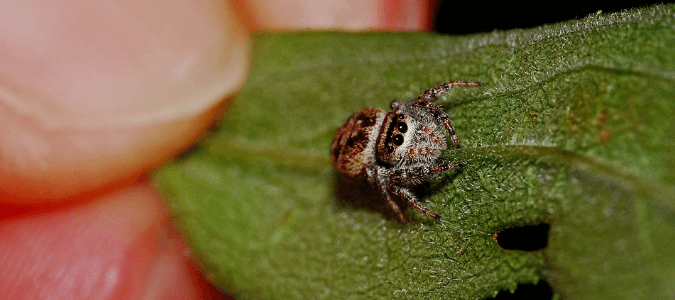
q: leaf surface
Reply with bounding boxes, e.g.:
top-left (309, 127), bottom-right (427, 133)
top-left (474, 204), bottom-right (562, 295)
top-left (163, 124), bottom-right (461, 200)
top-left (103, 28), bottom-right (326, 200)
top-left (154, 5), bottom-right (675, 299)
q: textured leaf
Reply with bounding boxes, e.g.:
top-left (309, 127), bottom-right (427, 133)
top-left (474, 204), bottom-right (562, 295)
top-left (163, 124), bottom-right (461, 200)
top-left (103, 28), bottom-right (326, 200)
top-left (154, 4), bottom-right (675, 299)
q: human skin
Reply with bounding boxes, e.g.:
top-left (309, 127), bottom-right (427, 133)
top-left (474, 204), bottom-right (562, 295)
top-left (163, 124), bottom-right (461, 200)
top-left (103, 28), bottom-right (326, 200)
top-left (0, 0), bottom-right (433, 299)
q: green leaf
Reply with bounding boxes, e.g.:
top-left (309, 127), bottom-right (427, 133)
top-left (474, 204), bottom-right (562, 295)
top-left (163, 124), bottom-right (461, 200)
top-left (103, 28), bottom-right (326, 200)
top-left (153, 4), bottom-right (675, 299)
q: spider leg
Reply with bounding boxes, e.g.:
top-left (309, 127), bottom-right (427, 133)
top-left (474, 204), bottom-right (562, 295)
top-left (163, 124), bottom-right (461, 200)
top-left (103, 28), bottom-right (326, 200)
top-left (375, 168), bottom-right (409, 223)
top-left (433, 106), bottom-right (462, 150)
top-left (408, 97), bottom-right (462, 149)
top-left (405, 98), bottom-right (461, 149)
top-left (400, 81), bottom-right (481, 111)
top-left (382, 190), bottom-right (408, 224)
top-left (390, 185), bottom-right (440, 220)
top-left (417, 81), bottom-right (482, 102)
top-left (418, 126), bottom-right (446, 147)
top-left (386, 162), bottom-right (465, 221)
top-left (412, 81), bottom-right (480, 149)
top-left (406, 148), bottom-right (442, 158)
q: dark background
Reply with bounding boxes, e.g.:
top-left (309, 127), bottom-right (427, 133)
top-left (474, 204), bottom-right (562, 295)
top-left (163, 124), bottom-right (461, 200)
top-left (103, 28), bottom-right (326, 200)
top-left (434, 1), bottom-right (668, 34)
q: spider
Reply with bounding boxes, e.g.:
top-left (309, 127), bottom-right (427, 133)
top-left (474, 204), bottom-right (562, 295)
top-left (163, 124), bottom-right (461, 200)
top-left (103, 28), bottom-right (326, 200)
top-left (331, 81), bottom-right (481, 223)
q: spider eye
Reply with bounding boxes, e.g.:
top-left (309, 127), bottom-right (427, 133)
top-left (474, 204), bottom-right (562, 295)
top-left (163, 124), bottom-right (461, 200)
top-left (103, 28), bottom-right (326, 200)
top-left (387, 145), bottom-right (395, 153)
top-left (393, 134), bottom-right (404, 146)
top-left (397, 122), bottom-right (407, 133)
top-left (398, 114), bottom-right (405, 120)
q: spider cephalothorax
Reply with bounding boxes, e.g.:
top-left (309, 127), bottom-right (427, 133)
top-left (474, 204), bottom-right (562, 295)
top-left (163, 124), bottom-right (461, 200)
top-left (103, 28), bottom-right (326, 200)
top-left (331, 81), bottom-right (481, 223)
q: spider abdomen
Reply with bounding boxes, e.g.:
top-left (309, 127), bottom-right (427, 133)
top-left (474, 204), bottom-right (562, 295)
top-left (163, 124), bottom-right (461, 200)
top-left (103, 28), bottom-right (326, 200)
top-left (331, 107), bottom-right (386, 180)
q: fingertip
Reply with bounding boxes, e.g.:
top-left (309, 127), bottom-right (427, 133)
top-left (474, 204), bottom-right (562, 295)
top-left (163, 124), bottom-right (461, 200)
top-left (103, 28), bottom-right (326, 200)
top-left (0, 0), bottom-right (250, 203)
top-left (140, 219), bottom-right (233, 300)
top-left (0, 183), bottom-right (231, 300)
top-left (381, 0), bottom-right (436, 31)
top-left (235, 0), bottom-right (435, 32)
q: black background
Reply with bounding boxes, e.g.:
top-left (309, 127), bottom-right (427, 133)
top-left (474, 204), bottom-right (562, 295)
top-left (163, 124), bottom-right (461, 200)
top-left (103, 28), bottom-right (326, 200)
top-left (434, 1), bottom-right (668, 34)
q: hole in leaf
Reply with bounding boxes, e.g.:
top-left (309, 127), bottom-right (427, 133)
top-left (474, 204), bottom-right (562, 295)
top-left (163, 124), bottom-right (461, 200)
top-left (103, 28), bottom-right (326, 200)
top-left (495, 223), bottom-right (550, 251)
top-left (488, 280), bottom-right (554, 300)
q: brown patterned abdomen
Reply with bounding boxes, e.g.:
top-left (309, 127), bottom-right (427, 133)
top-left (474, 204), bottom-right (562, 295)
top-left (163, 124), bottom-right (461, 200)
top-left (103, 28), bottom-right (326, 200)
top-left (331, 107), bottom-right (385, 180)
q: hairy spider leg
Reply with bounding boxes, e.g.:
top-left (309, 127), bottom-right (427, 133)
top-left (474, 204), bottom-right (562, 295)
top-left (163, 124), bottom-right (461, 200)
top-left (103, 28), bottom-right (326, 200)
top-left (381, 190), bottom-right (408, 224)
top-left (408, 99), bottom-right (462, 149)
top-left (417, 81), bottom-right (482, 101)
top-left (412, 81), bottom-right (480, 149)
top-left (431, 104), bottom-right (462, 149)
top-left (391, 185), bottom-right (439, 220)
top-left (386, 162), bottom-right (466, 221)
top-left (420, 125), bottom-right (446, 147)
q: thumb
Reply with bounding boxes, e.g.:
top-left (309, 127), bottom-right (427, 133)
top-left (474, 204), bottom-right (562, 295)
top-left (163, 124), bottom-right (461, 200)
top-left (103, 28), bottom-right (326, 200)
top-left (0, 0), bottom-right (250, 202)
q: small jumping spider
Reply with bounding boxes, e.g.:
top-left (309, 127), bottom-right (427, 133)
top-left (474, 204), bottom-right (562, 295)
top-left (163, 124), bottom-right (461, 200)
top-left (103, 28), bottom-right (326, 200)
top-left (331, 81), bottom-right (481, 223)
